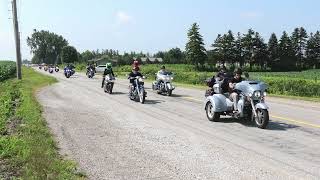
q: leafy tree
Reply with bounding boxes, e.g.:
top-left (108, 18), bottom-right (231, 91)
top-left (166, 47), bottom-right (183, 64)
top-left (268, 33), bottom-right (279, 69)
top-left (154, 51), bottom-right (165, 59)
top-left (306, 31), bottom-right (320, 68)
top-left (31, 55), bottom-right (41, 64)
top-left (61, 46), bottom-right (79, 63)
top-left (80, 50), bottom-right (95, 62)
top-left (279, 31), bottom-right (296, 70)
top-left (185, 23), bottom-right (207, 65)
top-left (27, 29), bottom-right (68, 64)
top-left (291, 27), bottom-right (308, 69)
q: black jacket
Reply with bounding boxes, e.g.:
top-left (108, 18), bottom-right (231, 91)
top-left (103, 68), bottom-right (114, 76)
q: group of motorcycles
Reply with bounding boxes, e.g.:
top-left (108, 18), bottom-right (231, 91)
top-left (39, 64), bottom-right (59, 74)
top-left (41, 63), bottom-right (270, 129)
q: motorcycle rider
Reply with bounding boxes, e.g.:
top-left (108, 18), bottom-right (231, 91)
top-left (229, 68), bottom-right (244, 113)
top-left (101, 63), bottom-right (115, 88)
top-left (128, 66), bottom-right (143, 94)
top-left (86, 63), bottom-right (96, 74)
top-left (158, 65), bottom-right (167, 74)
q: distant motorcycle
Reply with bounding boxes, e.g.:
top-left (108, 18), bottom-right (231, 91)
top-left (64, 67), bottom-right (75, 78)
top-left (44, 66), bottom-right (48, 71)
top-left (38, 66), bottom-right (42, 70)
top-left (87, 68), bottom-right (95, 78)
top-left (129, 76), bottom-right (147, 104)
top-left (103, 74), bottom-right (115, 94)
top-left (152, 71), bottom-right (175, 96)
top-left (48, 66), bottom-right (54, 73)
top-left (204, 74), bottom-right (269, 129)
top-left (55, 66), bottom-right (59, 72)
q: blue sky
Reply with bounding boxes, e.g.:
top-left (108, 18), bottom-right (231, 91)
top-left (1, 0), bottom-right (320, 60)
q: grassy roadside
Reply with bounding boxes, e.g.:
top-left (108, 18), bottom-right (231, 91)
top-left (0, 67), bottom-right (85, 179)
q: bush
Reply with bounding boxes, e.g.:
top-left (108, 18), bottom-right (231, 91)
top-left (0, 61), bottom-right (16, 82)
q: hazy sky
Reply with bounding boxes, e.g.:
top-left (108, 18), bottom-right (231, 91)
top-left (1, 0), bottom-right (319, 60)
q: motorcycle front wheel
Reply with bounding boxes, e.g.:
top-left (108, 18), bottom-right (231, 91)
top-left (139, 89), bottom-right (145, 104)
top-left (253, 109), bottom-right (269, 129)
top-left (167, 89), bottom-right (172, 96)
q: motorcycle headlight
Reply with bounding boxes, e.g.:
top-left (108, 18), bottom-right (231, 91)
top-left (249, 93), bottom-right (253, 97)
top-left (170, 77), bottom-right (174, 80)
top-left (263, 92), bottom-right (267, 97)
top-left (254, 91), bottom-right (261, 98)
top-left (138, 78), bottom-right (144, 82)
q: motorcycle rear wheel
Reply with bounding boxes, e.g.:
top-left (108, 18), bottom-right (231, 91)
top-left (206, 102), bottom-right (220, 122)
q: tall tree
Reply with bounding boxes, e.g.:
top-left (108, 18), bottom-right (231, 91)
top-left (211, 30), bottom-right (236, 65)
top-left (61, 46), bottom-right (79, 63)
top-left (241, 29), bottom-right (255, 70)
top-left (279, 31), bottom-right (296, 70)
top-left (253, 32), bottom-right (268, 70)
top-left (234, 32), bottom-right (244, 67)
top-left (291, 27), bottom-right (308, 69)
top-left (27, 29), bottom-right (68, 64)
top-left (306, 31), bottom-right (320, 68)
top-left (268, 33), bottom-right (279, 70)
top-left (185, 23), bottom-right (207, 65)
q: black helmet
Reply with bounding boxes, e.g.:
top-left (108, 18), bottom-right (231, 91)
top-left (234, 68), bottom-right (242, 75)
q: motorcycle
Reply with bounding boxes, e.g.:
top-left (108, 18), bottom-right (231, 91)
top-left (103, 74), bottom-right (115, 94)
top-left (87, 68), bottom-right (95, 78)
top-left (48, 66), bottom-right (54, 73)
top-left (129, 76), bottom-right (147, 104)
top-left (64, 67), bottom-right (75, 78)
top-left (44, 66), bottom-right (48, 71)
top-left (55, 66), bottom-right (59, 72)
top-left (38, 65), bottom-right (42, 70)
top-left (152, 71), bottom-right (175, 96)
top-left (204, 74), bottom-right (269, 129)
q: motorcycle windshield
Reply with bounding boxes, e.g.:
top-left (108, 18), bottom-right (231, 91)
top-left (235, 81), bottom-right (268, 94)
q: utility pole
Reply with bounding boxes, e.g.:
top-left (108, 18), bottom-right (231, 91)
top-left (11, 0), bottom-right (22, 79)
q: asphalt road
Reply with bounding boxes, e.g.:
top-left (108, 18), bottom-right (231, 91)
top-left (36, 69), bottom-right (320, 180)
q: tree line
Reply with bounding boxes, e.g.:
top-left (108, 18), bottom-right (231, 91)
top-left (28, 24), bottom-right (320, 71)
top-left (184, 23), bottom-right (320, 71)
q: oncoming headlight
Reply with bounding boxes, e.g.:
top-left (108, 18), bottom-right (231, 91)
top-left (263, 92), bottom-right (267, 97)
top-left (138, 77), bottom-right (144, 82)
top-left (254, 91), bottom-right (261, 98)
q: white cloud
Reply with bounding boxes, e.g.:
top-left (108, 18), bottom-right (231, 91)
top-left (116, 11), bottom-right (133, 24)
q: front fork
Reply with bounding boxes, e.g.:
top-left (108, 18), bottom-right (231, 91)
top-left (250, 99), bottom-right (258, 117)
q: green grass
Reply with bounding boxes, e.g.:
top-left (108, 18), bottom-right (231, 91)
top-left (0, 67), bottom-right (85, 179)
